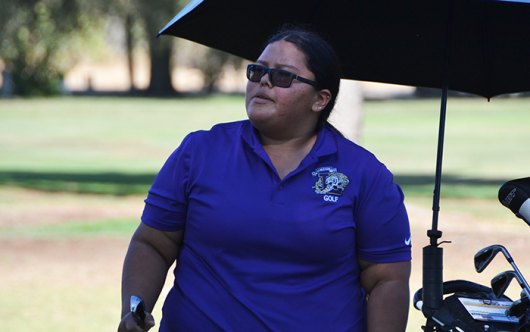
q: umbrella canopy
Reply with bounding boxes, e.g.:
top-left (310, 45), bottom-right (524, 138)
top-left (159, 0), bottom-right (530, 99)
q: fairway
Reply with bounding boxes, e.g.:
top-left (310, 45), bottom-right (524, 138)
top-left (1, 96), bottom-right (529, 331)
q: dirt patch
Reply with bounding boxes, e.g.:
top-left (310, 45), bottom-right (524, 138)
top-left (2, 190), bottom-right (529, 331)
top-left (0, 187), bottom-right (144, 228)
top-left (0, 236), bottom-right (130, 286)
top-left (3, 195), bottom-right (528, 289)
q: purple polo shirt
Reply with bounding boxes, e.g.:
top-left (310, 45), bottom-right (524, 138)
top-left (142, 120), bottom-right (411, 332)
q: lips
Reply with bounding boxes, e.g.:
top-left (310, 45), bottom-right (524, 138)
top-left (252, 93), bottom-right (273, 103)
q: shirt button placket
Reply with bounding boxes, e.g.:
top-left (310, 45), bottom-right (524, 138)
top-left (272, 182), bottom-right (285, 206)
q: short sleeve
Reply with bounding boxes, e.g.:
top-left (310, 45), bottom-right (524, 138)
top-left (356, 165), bottom-right (411, 263)
top-left (141, 133), bottom-right (195, 231)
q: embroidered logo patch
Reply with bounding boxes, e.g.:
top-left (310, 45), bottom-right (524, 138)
top-left (312, 167), bottom-right (350, 202)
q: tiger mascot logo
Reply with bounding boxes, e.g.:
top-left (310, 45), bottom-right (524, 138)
top-left (312, 167), bottom-right (350, 197)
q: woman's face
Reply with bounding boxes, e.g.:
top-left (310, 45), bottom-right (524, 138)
top-left (245, 40), bottom-right (329, 139)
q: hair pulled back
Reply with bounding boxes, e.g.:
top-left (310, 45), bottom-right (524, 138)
top-left (266, 27), bottom-right (342, 124)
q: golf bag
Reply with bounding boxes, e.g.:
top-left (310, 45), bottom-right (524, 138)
top-left (414, 178), bottom-right (530, 331)
top-left (414, 280), bottom-right (529, 331)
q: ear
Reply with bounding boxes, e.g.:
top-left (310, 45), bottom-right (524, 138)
top-left (312, 89), bottom-right (332, 113)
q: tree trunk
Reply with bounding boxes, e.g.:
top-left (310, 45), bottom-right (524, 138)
top-left (329, 80), bottom-right (365, 143)
top-left (138, 0), bottom-right (179, 96)
top-left (125, 13), bottom-right (136, 92)
top-left (147, 36), bottom-right (174, 96)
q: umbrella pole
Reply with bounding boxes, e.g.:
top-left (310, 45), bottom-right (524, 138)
top-left (421, 85), bottom-right (448, 321)
top-left (431, 85), bottom-right (448, 239)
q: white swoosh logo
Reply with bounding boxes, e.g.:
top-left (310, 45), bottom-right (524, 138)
top-left (404, 236), bottom-right (412, 246)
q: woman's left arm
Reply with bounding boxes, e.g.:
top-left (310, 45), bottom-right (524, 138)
top-left (360, 260), bottom-right (412, 332)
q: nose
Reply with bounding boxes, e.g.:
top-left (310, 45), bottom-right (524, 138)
top-left (259, 72), bottom-right (273, 87)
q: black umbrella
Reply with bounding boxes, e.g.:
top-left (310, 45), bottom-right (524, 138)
top-left (159, 0), bottom-right (530, 99)
top-left (158, 0), bottom-right (530, 328)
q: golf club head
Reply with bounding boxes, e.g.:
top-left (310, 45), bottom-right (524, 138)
top-left (506, 297), bottom-right (530, 318)
top-left (474, 245), bottom-right (506, 273)
top-left (130, 295), bottom-right (146, 328)
top-left (491, 270), bottom-right (517, 298)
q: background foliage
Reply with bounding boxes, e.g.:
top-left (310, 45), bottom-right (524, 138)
top-left (0, 0), bottom-right (243, 96)
top-left (0, 0), bottom-right (107, 95)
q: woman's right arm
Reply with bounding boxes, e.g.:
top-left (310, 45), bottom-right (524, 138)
top-left (117, 223), bottom-right (183, 332)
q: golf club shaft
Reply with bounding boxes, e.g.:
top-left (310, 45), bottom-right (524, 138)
top-left (510, 263), bottom-right (530, 298)
top-left (501, 248), bottom-right (530, 297)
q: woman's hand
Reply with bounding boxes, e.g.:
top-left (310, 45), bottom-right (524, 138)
top-left (117, 311), bottom-right (156, 332)
top-left (119, 223), bottom-right (183, 332)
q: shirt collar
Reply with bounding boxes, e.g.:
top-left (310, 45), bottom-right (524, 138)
top-left (240, 120), bottom-right (338, 159)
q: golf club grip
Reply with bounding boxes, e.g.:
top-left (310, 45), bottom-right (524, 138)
top-left (130, 295), bottom-right (146, 328)
top-left (498, 177), bottom-right (530, 225)
top-left (422, 245), bottom-right (444, 316)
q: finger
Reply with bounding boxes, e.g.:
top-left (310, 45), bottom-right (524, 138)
top-left (143, 312), bottom-right (156, 331)
top-left (123, 314), bottom-right (144, 332)
top-left (118, 315), bottom-right (136, 332)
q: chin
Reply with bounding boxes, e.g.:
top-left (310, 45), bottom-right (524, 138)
top-left (247, 112), bottom-right (273, 131)
top-left (247, 106), bottom-right (275, 122)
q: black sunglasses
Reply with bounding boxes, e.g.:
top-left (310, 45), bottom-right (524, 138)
top-left (246, 64), bottom-right (319, 88)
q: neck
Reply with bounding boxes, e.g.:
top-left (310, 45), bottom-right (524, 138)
top-left (259, 129), bottom-right (319, 180)
top-left (257, 120), bottom-right (320, 146)
top-left (261, 133), bottom-right (317, 152)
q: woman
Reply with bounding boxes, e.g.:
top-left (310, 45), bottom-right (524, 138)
top-left (118, 28), bottom-right (411, 332)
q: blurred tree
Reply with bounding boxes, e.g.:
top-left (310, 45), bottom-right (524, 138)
top-left (133, 0), bottom-right (247, 95)
top-left (199, 48), bottom-right (245, 93)
top-left (0, 0), bottom-right (247, 96)
top-left (329, 80), bottom-right (365, 143)
top-left (0, 0), bottom-right (106, 96)
top-left (176, 40), bottom-right (246, 94)
top-left (125, 13), bottom-right (136, 91)
top-left (135, 0), bottom-right (181, 95)
top-left (108, 0), bottom-right (142, 92)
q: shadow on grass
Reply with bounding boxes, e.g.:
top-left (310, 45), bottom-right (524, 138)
top-left (0, 171), bottom-right (510, 198)
top-left (0, 171), bottom-right (156, 195)
top-left (394, 174), bottom-right (507, 199)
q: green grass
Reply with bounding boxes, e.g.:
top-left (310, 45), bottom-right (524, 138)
top-left (0, 96), bottom-right (247, 173)
top-left (362, 98), bottom-right (530, 176)
top-left (1, 95), bottom-right (529, 243)
top-left (2, 284), bottom-right (121, 332)
top-left (361, 98), bottom-right (530, 199)
top-left (0, 218), bottom-right (138, 238)
top-left (2, 96), bottom-right (529, 199)
top-left (1, 95), bottom-right (530, 332)
top-left (0, 95), bottom-right (246, 195)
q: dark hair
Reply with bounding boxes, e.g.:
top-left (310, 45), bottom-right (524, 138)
top-left (266, 27), bottom-right (342, 124)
